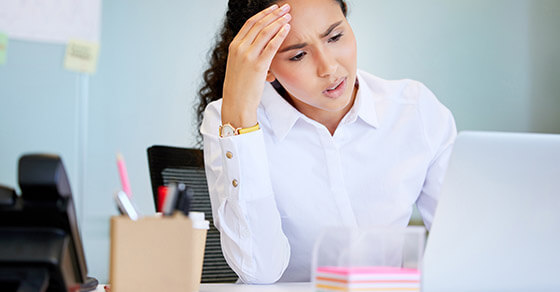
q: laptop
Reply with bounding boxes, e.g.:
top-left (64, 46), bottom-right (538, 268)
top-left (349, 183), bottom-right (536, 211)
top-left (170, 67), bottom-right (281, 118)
top-left (422, 131), bottom-right (560, 292)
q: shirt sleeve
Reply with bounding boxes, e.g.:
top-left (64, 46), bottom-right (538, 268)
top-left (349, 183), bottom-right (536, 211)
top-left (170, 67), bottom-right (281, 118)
top-left (200, 101), bottom-right (291, 284)
top-left (415, 83), bottom-right (457, 230)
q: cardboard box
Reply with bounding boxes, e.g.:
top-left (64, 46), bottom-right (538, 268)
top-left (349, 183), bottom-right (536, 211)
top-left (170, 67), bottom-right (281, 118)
top-left (110, 214), bottom-right (206, 292)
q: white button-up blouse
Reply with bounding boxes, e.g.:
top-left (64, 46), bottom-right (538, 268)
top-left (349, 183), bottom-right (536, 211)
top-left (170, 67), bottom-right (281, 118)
top-left (200, 70), bottom-right (457, 284)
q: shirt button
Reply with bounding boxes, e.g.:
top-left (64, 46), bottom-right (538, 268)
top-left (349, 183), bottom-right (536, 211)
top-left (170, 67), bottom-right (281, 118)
top-left (232, 179), bottom-right (239, 187)
top-left (226, 151), bottom-right (233, 159)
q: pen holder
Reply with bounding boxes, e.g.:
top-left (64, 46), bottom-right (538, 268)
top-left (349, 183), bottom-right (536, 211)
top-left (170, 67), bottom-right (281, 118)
top-left (109, 213), bottom-right (207, 292)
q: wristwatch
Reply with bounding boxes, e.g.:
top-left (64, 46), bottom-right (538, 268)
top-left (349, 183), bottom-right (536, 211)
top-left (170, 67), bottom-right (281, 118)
top-left (219, 123), bottom-right (260, 138)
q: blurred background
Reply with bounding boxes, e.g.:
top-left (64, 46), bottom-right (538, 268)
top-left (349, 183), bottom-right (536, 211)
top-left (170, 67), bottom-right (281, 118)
top-left (1, 0), bottom-right (559, 283)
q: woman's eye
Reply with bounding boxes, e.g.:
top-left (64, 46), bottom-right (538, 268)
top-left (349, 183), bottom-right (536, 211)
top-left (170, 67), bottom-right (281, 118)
top-left (289, 52), bottom-right (307, 62)
top-left (328, 33), bottom-right (343, 43)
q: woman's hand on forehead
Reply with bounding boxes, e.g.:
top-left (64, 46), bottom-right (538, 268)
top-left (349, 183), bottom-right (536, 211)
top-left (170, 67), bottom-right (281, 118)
top-left (221, 4), bottom-right (292, 128)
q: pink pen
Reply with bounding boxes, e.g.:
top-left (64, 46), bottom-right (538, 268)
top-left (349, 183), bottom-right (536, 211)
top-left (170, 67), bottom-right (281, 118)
top-left (116, 153), bottom-right (133, 198)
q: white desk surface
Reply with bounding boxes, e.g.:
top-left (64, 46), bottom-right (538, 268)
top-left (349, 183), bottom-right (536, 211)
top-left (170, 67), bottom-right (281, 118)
top-left (96, 282), bottom-right (313, 292)
top-left (199, 282), bottom-right (312, 291)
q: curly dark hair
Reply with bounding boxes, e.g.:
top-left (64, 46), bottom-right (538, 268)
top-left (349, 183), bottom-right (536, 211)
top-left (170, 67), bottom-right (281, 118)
top-left (195, 0), bottom-right (348, 144)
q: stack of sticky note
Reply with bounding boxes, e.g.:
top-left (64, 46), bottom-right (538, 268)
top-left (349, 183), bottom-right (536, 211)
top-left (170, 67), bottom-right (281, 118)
top-left (315, 266), bottom-right (420, 291)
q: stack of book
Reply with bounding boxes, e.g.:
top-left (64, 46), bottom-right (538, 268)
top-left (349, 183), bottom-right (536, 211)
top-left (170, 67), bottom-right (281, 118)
top-left (315, 266), bottom-right (420, 291)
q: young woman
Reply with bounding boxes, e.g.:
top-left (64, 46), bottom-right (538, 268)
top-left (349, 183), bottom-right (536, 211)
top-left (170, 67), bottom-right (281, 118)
top-left (197, 0), bottom-right (456, 284)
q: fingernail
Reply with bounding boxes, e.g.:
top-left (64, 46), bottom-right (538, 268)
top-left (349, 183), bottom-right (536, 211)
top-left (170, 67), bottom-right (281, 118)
top-left (283, 13), bottom-right (291, 21)
top-left (267, 4), bottom-right (278, 11)
top-left (280, 4), bottom-right (290, 12)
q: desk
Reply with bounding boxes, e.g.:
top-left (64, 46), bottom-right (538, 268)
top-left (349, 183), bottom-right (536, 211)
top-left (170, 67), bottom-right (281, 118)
top-left (96, 283), bottom-right (313, 292)
top-left (200, 283), bottom-right (312, 291)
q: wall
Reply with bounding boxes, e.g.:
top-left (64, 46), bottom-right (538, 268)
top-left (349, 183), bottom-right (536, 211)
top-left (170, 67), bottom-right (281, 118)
top-left (1, 0), bottom-right (559, 283)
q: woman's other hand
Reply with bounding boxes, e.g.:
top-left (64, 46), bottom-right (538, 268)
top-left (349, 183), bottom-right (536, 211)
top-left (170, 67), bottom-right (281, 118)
top-left (221, 4), bottom-right (291, 128)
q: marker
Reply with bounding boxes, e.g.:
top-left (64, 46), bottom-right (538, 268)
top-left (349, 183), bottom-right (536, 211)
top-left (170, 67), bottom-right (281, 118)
top-left (116, 153), bottom-right (132, 198)
top-left (157, 185), bottom-right (168, 212)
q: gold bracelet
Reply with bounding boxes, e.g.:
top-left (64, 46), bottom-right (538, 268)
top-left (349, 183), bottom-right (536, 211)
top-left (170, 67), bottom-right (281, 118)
top-left (237, 123), bottom-right (260, 134)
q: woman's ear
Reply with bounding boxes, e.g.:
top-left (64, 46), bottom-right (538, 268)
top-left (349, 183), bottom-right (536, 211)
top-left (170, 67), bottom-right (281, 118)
top-left (266, 71), bottom-right (276, 82)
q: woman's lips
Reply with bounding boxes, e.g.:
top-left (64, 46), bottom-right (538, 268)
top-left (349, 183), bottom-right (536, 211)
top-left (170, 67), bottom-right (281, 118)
top-left (322, 77), bottom-right (347, 99)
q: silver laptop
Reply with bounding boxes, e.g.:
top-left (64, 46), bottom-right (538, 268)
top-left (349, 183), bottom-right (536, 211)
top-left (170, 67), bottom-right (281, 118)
top-left (422, 131), bottom-right (560, 292)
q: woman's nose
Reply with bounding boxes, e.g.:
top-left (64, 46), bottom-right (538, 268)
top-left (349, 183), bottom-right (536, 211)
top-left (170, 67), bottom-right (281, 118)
top-left (316, 49), bottom-right (337, 78)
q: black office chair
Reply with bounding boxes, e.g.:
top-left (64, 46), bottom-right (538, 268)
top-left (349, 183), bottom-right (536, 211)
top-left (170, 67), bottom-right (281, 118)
top-left (147, 145), bottom-right (238, 283)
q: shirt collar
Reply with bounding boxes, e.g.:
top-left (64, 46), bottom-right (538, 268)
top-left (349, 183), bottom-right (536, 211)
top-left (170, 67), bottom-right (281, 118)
top-left (261, 82), bottom-right (302, 141)
top-left (353, 70), bottom-right (380, 129)
top-left (260, 70), bottom-right (380, 141)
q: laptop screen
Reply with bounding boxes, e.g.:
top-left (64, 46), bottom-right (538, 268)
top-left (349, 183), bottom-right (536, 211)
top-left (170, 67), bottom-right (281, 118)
top-left (422, 131), bottom-right (560, 292)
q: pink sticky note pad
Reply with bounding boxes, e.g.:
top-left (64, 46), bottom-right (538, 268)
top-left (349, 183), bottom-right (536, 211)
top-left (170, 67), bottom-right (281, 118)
top-left (317, 266), bottom-right (420, 275)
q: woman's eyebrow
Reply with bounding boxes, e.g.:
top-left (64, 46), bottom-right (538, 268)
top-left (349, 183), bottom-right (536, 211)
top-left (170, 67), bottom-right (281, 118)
top-left (279, 42), bottom-right (307, 53)
top-left (320, 20), bottom-right (343, 38)
top-left (278, 20), bottom-right (344, 53)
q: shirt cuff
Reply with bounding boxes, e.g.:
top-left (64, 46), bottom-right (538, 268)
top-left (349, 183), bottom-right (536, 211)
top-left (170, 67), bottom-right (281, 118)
top-left (219, 130), bottom-right (274, 202)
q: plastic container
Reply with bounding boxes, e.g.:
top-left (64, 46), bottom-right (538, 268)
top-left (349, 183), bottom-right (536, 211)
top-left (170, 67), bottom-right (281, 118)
top-left (312, 226), bottom-right (426, 291)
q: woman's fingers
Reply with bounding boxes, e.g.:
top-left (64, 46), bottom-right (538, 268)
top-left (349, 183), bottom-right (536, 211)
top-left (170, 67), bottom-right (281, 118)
top-left (234, 4), bottom-right (278, 43)
top-left (251, 14), bottom-right (291, 57)
top-left (228, 4), bottom-right (292, 69)
top-left (261, 23), bottom-right (291, 61)
top-left (229, 5), bottom-right (290, 63)
top-left (242, 4), bottom-right (290, 47)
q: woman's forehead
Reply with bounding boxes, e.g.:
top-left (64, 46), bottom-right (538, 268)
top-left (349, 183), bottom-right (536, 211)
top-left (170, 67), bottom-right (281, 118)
top-left (280, 0), bottom-right (343, 20)
top-left (281, 0), bottom-right (345, 38)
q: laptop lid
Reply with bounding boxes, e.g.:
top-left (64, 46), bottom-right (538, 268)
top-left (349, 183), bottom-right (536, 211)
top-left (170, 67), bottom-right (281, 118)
top-left (422, 131), bottom-right (560, 292)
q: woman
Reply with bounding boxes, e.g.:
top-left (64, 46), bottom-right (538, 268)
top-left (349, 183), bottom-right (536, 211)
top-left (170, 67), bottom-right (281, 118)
top-left (197, 0), bottom-right (456, 284)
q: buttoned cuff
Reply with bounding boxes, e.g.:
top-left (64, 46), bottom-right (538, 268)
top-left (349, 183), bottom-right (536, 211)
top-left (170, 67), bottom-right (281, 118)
top-left (218, 130), bottom-right (274, 202)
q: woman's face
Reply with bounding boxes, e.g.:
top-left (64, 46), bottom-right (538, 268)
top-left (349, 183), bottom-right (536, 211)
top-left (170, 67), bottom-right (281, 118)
top-left (268, 0), bottom-right (357, 121)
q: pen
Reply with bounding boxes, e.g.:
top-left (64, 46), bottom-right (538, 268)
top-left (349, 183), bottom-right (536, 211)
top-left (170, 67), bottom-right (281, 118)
top-left (162, 183), bottom-right (178, 216)
top-left (175, 183), bottom-right (193, 216)
top-left (116, 153), bottom-right (132, 198)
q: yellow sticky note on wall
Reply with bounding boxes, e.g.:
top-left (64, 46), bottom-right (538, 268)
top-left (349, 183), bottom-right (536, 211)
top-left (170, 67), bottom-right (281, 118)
top-left (0, 33), bottom-right (7, 65)
top-left (64, 39), bottom-right (100, 74)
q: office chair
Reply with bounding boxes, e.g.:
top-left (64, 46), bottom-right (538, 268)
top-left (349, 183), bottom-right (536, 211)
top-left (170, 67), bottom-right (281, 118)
top-left (147, 145), bottom-right (238, 283)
